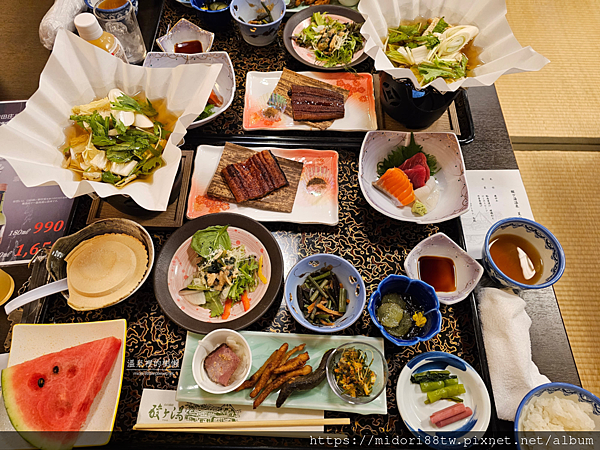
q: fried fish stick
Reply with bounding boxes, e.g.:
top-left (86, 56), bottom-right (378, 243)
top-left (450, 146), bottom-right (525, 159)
top-left (273, 352), bottom-right (310, 374)
top-left (253, 365), bottom-right (312, 409)
top-left (250, 343), bottom-right (288, 398)
top-left (234, 347), bottom-right (280, 392)
top-left (280, 343), bottom-right (306, 366)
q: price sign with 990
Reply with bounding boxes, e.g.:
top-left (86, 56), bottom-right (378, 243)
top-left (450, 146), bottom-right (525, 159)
top-left (12, 220), bottom-right (65, 258)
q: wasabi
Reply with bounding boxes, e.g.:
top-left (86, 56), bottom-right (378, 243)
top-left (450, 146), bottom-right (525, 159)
top-left (412, 200), bottom-right (428, 216)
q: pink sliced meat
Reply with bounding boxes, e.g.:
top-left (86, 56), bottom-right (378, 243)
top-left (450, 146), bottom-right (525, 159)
top-left (204, 344), bottom-right (241, 386)
top-left (430, 403), bottom-right (466, 424)
top-left (402, 165), bottom-right (429, 189)
top-left (433, 407), bottom-right (473, 428)
top-left (399, 153), bottom-right (430, 179)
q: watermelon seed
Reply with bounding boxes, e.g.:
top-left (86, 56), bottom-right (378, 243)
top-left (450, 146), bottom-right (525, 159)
top-left (53, 366), bottom-right (59, 374)
top-left (38, 378), bottom-right (45, 388)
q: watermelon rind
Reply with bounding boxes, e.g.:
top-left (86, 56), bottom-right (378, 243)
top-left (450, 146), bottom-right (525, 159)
top-left (2, 367), bottom-right (78, 450)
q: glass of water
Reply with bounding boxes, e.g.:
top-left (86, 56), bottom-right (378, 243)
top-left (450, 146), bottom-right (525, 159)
top-left (93, 0), bottom-right (146, 64)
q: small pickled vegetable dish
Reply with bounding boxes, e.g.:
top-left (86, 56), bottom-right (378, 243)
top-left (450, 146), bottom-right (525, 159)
top-left (375, 292), bottom-right (427, 339)
top-left (201, 1), bottom-right (229, 10)
top-left (297, 266), bottom-right (349, 326)
top-left (180, 225), bottom-right (268, 319)
top-left (61, 89), bottom-right (175, 187)
top-left (334, 346), bottom-right (377, 398)
top-left (292, 12), bottom-right (364, 68)
top-left (384, 17), bottom-right (480, 85)
top-left (410, 370), bottom-right (466, 404)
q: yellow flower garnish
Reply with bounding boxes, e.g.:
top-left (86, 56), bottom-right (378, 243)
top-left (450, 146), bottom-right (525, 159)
top-left (413, 311), bottom-right (427, 327)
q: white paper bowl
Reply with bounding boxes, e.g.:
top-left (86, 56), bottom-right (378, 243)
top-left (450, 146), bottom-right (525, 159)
top-left (192, 329), bottom-right (252, 394)
top-left (358, 131), bottom-right (469, 224)
top-left (143, 51), bottom-right (236, 129)
top-left (405, 233), bottom-right (483, 305)
top-left (0, 30), bottom-right (222, 211)
top-left (155, 18), bottom-right (214, 53)
top-left (358, 0), bottom-right (549, 92)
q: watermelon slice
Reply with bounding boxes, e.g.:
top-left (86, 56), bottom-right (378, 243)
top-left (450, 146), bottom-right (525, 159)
top-left (1, 336), bottom-right (122, 450)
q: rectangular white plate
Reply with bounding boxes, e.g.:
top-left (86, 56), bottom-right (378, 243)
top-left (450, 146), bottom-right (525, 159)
top-left (243, 71), bottom-right (377, 131)
top-left (187, 146), bottom-right (339, 225)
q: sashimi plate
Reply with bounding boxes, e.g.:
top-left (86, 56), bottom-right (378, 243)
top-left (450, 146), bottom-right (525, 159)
top-left (397, 352), bottom-right (491, 450)
top-left (359, 131), bottom-right (469, 224)
top-left (186, 146), bottom-right (339, 225)
top-left (243, 71), bottom-right (376, 131)
top-left (0, 320), bottom-right (127, 448)
top-left (177, 330), bottom-right (387, 414)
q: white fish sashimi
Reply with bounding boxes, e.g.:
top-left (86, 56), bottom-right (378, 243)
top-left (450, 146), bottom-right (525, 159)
top-left (414, 177), bottom-right (441, 212)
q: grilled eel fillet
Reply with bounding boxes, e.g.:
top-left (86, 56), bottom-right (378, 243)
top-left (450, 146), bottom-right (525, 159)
top-left (222, 150), bottom-right (289, 203)
top-left (290, 85), bottom-right (345, 122)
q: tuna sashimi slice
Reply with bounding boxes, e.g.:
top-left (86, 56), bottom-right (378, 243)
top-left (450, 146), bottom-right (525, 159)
top-left (400, 153), bottom-right (430, 178)
top-left (402, 165), bottom-right (428, 189)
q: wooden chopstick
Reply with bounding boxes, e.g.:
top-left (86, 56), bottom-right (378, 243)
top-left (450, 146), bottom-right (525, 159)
top-left (133, 418), bottom-right (350, 431)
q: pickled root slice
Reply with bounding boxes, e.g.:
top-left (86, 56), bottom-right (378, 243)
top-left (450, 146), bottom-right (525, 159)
top-left (388, 313), bottom-right (414, 337)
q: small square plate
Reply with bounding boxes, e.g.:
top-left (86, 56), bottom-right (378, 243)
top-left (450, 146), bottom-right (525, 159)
top-left (359, 131), bottom-right (469, 224)
top-left (404, 233), bottom-right (483, 305)
top-left (2, 320), bottom-right (127, 447)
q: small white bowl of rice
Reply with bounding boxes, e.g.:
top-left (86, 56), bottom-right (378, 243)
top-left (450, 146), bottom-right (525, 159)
top-left (515, 382), bottom-right (600, 449)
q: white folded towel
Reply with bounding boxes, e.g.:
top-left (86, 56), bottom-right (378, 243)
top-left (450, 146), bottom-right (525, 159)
top-left (478, 288), bottom-right (550, 421)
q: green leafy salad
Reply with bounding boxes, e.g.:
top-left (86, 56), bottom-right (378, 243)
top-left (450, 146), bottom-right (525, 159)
top-left (293, 12), bottom-right (364, 68)
top-left (385, 17), bottom-right (480, 85)
top-left (62, 88), bottom-right (172, 187)
top-left (182, 226), bottom-right (266, 318)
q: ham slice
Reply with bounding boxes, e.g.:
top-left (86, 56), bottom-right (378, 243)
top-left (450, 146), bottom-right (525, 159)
top-left (431, 404), bottom-right (473, 428)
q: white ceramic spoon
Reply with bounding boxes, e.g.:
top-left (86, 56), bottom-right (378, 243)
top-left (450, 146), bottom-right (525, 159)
top-left (4, 278), bottom-right (68, 315)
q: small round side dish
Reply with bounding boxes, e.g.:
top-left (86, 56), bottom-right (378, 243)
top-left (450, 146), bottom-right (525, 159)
top-left (284, 253), bottom-right (366, 333)
top-left (192, 328), bottom-right (252, 394)
top-left (482, 217), bottom-right (565, 290)
top-left (326, 342), bottom-right (388, 405)
top-left (368, 274), bottom-right (441, 346)
top-left (514, 382), bottom-right (600, 450)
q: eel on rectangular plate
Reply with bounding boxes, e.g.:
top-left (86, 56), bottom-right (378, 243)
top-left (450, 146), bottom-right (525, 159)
top-left (222, 150), bottom-right (289, 203)
top-left (290, 85), bottom-right (345, 122)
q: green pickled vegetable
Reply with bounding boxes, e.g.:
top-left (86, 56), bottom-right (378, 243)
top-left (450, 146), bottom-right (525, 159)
top-left (444, 378), bottom-right (459, 387)
top-left (381, 293), bottom-right (406, 309)
top-left (410, 370), bottom-right (454, 384)
top-left (420, 381), bottom-right (445, 392)
top-left (388, 311), bottom-right (413, 337)
top-left (338, 287), bottom-right (347, 313)
top-left (425, 384), bottom-right (466, 404)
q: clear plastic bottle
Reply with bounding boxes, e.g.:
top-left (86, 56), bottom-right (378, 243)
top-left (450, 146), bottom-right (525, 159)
top-left (73, 13), bottom-right (129, 63)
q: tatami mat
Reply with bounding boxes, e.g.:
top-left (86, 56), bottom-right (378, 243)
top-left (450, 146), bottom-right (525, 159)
top-left (495, 0), bottom-right (600, 143)
top-left (514, 151), bottom-right (600, 396)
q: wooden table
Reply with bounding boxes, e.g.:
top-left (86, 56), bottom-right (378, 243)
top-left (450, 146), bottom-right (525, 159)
top-left (0, 0), bottom-right (580, 447)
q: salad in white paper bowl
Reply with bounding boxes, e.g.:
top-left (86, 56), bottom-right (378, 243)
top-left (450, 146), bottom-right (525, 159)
top-left (0, 30), bottom-right (222, 211)
top-left (358, 0), bottom-right (549, 91)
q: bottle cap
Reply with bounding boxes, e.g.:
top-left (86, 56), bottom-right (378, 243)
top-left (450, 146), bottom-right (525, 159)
top-left (74, 13), bottom-right (103, 42)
